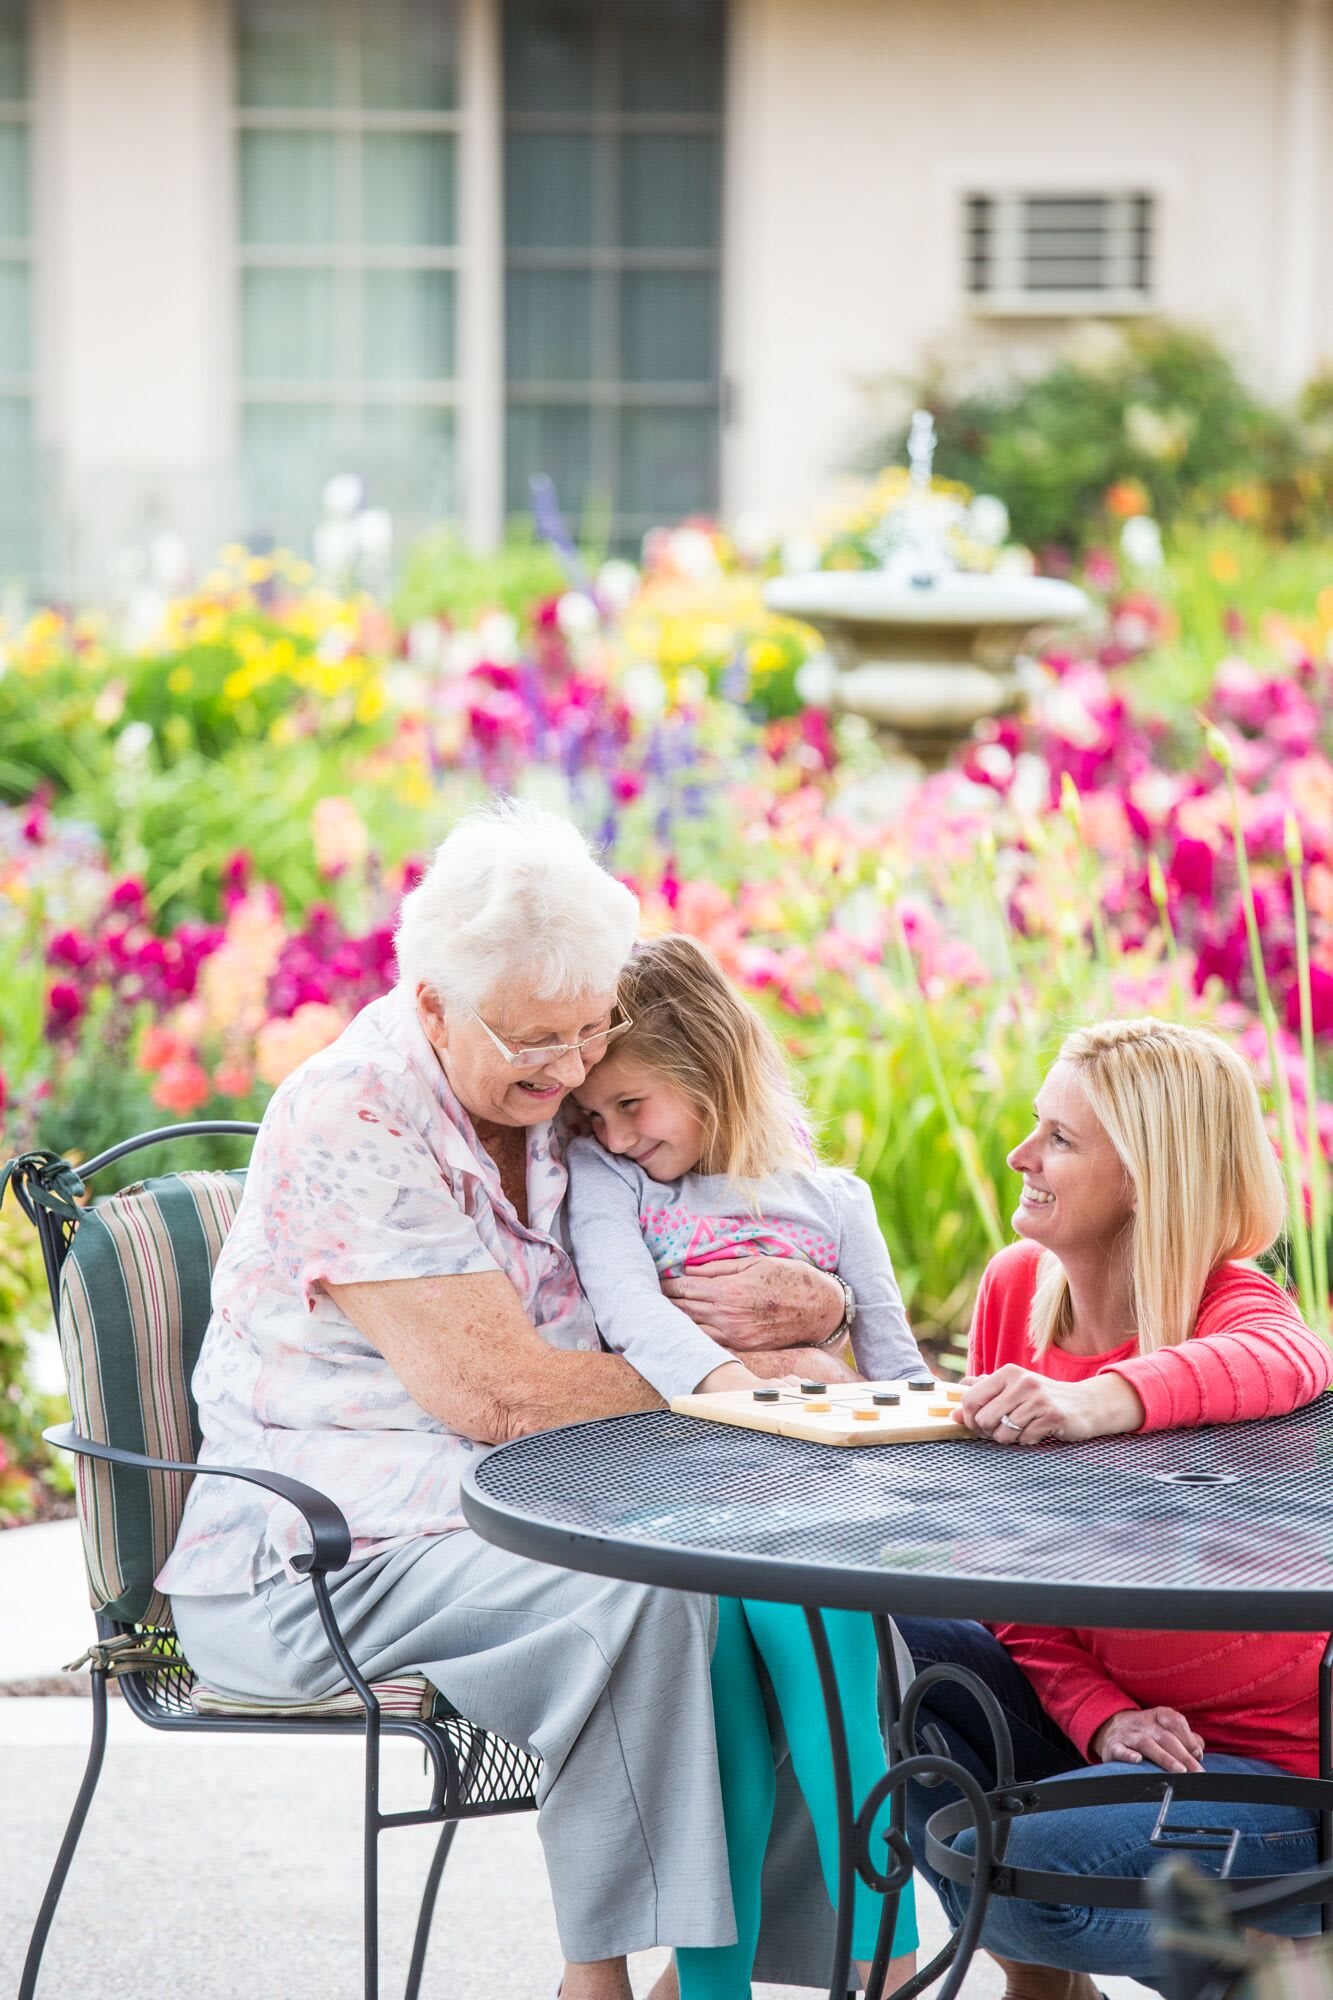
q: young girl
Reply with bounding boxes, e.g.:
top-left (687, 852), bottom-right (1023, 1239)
top-left (566, 933), bottom-right (922, 2000)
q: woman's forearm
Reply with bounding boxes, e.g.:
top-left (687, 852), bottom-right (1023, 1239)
top-left (495, 1349), bottom-right (662, 1441)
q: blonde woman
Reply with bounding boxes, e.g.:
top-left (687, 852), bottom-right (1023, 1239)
top-left (896, 1018), bottom-right (1333, 2000)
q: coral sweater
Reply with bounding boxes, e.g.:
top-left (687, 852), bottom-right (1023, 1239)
top-left (975, 1241), bottom-right (1333, 1777)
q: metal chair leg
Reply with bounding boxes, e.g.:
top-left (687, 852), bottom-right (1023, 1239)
top-left (364, 1711), bottom-right (384, 2000)
top-left (403, 1819), bottom-right (459, 2000)
top-left (19, 1669), bottom-right (110, 2000)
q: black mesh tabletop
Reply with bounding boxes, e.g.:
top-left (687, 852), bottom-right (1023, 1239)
top-left (462, 1402), bottom-right (1333, 1631)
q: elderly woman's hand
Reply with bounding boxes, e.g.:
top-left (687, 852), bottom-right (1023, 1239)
top-left (955, 1363), bottom-right (1145, 1444)
top-left (661, 1253), bottom-right (844, 1350)
top-left (1092, 1706), bottom-right (1205, 1773)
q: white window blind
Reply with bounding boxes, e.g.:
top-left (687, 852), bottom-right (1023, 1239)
top-left (966, 191), bottom-right (1154, 314)
top-left (234, 0), bottom-right (463, 545)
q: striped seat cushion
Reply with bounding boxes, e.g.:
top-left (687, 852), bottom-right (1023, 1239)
top-left (191, 1675), bottom-right (442, 1721)
top-left (58, 1171), bottom-right (246, 1626)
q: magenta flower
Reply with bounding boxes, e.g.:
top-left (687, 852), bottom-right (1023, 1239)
top-left (46, 982), bottom-right (86, 1036)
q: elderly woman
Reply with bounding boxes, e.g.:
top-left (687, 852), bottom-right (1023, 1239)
top-left (895, 1018), bottom-right (1333, 2000)
top-left (157, 800), bottom-right (852, 2000)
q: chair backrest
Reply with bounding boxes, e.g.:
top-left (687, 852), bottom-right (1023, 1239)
top-left (59, 1170), bottom-right (246, 1626)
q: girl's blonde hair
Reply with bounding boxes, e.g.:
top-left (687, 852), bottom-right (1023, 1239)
top-left (613, 934), bottom-right (812, 1186)
top-left (1028, 1017), bottom-right (1286, 1355)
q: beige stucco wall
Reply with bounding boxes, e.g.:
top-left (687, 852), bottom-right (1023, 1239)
top-left (721, 0), bottom-right (1323, 523)
top-left (34, 0), bottom-right (233, 579)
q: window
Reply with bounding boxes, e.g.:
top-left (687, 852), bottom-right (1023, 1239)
top-left (503, 0), bottom-right (725, 550)
top-left (234, 0), bottom-right (463, 545)
top-left (966, 191), bottom-right (1154, 314)
top-left (0, 0), bottom-right (34, 583)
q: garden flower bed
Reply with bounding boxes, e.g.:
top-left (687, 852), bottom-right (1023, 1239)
top-left (1, 514), bottom-right (1331, 1519)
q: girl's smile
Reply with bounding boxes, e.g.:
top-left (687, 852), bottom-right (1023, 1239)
top-left (573, 1051), bottom-right (708, 1182)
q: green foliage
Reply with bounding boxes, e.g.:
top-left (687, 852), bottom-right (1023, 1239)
top-left (394, 531), bottom-right (569, 628)
top-left (878, 323), bottom-right (1302, 553)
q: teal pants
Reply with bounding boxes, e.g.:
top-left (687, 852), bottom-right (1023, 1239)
top-left (677, 1597), bottom-right (918, 2000)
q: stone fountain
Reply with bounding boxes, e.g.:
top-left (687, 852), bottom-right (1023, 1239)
top-left (764, 413), bottom-right (1089, 770)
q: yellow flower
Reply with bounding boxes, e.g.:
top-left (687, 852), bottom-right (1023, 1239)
top-left (167, 665), bottom-right (193, 695)
top-left (355, 682), bottom-right (386, 725)
top-left (1208, 549), bottom-right (1241, 585)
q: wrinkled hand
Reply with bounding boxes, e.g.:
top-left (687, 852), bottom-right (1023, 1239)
top-left (953, 1364), bottom-right (1144, 1445)
top-left (695, 1360), bottom-right (804, 1395)
top-left (661, 1254), bottom-right (844, 1350)
top-left (1092, 1706), bottom-right (1205, 1773)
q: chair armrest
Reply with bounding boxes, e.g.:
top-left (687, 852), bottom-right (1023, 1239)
top-left (43, 1421), bottom-right (352, 1575)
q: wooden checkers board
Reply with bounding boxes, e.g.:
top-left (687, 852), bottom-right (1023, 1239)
top-left (669, 1378), bottom-right (969, 1447)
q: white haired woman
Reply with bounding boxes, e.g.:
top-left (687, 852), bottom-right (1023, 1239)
top-left (157, 800), bottom-right (851, 2000)
top-left (895, 1018), bottom-right (1333, 2000)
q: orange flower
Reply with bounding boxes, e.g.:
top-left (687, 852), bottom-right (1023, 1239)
top-left (213, 1057), bottom-right (255, 1098)
top-left (138, 1024), bottom-right (189, 1074)
top-left (1105, 480), bottom-right (1149, 520)
top-left (152, 1059), bottom-right (212, 1115)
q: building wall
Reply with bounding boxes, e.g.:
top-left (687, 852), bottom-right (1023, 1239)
top-left (34, 0), bottom-right (233, 585)
top-left (722, 0), bottom-right (1319, 522)
top-left (19, 0), bottom-right (1333, 581)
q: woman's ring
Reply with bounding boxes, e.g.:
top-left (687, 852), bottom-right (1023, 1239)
top-left (999, 1414), bottom-right (1024, 1432)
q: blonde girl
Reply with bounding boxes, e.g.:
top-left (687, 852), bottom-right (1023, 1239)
top-left (567, 934), bottom-right (922, 2000)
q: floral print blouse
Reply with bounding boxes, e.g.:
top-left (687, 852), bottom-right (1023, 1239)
top-left (157, 983), bottom-right (600, 1597)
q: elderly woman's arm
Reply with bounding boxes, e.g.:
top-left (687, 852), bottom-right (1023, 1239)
top-left (327, 1271), bottom-right (663, 1443)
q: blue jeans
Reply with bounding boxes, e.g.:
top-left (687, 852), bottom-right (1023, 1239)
top-left (895, 1617), bottom-right (1321, 1985)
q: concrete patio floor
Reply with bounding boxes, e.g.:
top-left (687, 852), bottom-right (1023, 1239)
top-left (0, 1520), bottom-right (1155, 1998)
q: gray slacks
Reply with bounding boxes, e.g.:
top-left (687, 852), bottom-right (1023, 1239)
top-left (172, 1530), bottom-right (837, 1978)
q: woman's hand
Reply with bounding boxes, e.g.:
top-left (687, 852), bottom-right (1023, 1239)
top-left (661, 1254), bottom-right (844, 1349)
top-left (1092, 1706), bottom-right (1205, 1773)
top-left (955, 1364), bottom-right (1145, 1444)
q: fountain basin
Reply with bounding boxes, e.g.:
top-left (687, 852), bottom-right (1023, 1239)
top-left (764, 570), bottom-right (1090, 768)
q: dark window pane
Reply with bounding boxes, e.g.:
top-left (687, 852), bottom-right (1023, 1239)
top-left (507, 270), bottom-right (597, 381)
top-left (622, 0), bottom-right (722, 112)
top-left (618, 406), bottom-right (717, 518)
top-left (506, 403), bottom-right (593, 520)
top-left (359, 0), bottom-right (458, 109)
top-left (621, 271), bottom-right (717, 383)
top-left (505, 0), bottom-right (601, 113)
top-left (622, 135), bottom-right (720, 249)
top-left (505, 132), bottom-right (599, 248)
top-left (363, 270), bottom-right (456, 380)
top-left (236, 0), bottom-right (336, 109)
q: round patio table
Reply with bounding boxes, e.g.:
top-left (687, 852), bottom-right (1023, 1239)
top-left (461, 1402), bottom-right (1333, 2000)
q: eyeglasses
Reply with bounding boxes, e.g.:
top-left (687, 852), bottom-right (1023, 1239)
top-left (466, 1005), bottom-right (634, 1072)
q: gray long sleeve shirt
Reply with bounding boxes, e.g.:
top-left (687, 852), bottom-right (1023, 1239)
top-left (565, 1137), bottom-right (922, 1400)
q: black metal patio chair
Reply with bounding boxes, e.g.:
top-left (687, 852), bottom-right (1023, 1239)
top-left (2, 1122), bottom-right (540, 2000)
